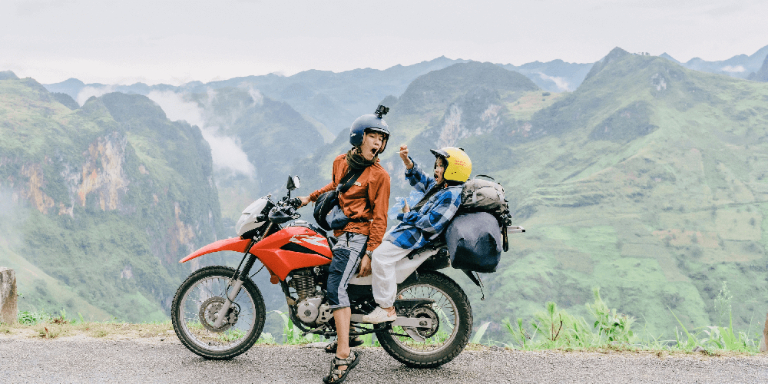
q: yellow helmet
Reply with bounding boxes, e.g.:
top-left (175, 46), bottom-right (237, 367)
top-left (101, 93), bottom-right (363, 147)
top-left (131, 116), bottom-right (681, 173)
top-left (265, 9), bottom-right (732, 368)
top-left (429, 147), bottom-right (472, 183)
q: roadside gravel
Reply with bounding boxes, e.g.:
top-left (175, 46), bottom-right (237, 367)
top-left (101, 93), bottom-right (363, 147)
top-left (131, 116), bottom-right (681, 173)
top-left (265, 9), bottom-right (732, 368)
top-left (2, 336), bottom-right (768, 383)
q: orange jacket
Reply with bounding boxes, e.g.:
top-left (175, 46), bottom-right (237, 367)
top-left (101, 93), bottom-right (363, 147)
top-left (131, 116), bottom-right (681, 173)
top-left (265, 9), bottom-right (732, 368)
top-left (309, 154), bottom-right (390, 251)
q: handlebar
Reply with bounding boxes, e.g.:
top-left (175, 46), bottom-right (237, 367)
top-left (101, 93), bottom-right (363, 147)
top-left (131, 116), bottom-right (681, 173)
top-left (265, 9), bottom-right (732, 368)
top-left (268, 197), bottom-right (302, 223)
top-left (286, 197), bottom-right (302, 208)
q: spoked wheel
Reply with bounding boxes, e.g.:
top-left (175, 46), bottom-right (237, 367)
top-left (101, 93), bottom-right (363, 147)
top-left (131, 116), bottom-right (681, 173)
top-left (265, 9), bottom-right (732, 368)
top-left (376, 271), bottom-right (472, 368)
top-left (171, 266), bottom-right (266, 359)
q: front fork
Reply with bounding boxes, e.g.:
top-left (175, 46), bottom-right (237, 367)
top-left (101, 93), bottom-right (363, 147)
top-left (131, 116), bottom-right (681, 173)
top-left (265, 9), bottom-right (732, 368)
top-left (212, 278), bottom-right (245, 328)
top-left (212, 223), bottom-right (271, 329)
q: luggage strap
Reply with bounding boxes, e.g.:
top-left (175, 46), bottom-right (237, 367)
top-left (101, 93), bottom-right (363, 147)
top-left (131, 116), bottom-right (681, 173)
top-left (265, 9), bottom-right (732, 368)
top-left (462, 269), bottom-right (485, 301)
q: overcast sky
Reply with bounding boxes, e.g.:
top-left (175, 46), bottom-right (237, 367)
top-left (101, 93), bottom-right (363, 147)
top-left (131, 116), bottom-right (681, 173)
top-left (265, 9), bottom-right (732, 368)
top-left (2, 0), bottom-right (766, 85)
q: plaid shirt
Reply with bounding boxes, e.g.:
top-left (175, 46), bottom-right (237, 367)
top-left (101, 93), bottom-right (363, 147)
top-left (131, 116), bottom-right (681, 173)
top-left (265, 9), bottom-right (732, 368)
top-left (385, 159), bottom-right (462, 250)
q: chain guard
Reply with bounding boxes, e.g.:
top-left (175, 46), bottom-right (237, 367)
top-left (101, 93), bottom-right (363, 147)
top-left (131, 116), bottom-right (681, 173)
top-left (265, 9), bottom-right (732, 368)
top-left (199, 297), bottom-right (239, 332)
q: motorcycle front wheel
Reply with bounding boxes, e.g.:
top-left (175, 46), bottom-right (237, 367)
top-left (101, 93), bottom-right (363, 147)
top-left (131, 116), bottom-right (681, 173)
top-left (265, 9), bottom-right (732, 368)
top-left (171, 266), bottom-right (266, 359)
top-left (375, 271), bottom-right (472, 368)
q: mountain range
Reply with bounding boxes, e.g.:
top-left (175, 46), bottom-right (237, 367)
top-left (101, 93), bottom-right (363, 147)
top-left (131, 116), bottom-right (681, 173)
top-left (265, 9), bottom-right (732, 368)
top-left (292, 47), bottom-right (768, 337)
top-left (2, 43), bottom-right (768, 340)
top-left (0, 74), bottom-right (221, 322)
top-left (662, 45), bottom-right (768, 80)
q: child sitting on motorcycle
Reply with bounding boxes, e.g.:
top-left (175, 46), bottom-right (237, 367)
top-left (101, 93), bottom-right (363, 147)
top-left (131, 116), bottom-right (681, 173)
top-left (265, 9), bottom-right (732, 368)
top-left (298, 111), bottom-right (391, 384)
top-left (361, 145), bottom-right (471, 323)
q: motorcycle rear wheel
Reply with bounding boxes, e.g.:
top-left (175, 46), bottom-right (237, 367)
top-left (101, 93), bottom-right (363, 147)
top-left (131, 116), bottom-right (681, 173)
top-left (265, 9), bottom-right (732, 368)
top-left (375, 271), bottom-right (472, 368)
top-left (171, 266), bottom-right (266, 359)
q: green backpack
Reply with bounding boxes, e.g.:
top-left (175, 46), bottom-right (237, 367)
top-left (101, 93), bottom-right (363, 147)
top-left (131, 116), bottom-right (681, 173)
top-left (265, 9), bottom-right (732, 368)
top-left (459, 175), bottom-right (508, 216)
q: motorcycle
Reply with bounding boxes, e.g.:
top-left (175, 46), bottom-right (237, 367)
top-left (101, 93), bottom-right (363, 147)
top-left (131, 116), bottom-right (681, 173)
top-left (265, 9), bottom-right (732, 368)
top-left (171, 175), bottom-right (524, 368)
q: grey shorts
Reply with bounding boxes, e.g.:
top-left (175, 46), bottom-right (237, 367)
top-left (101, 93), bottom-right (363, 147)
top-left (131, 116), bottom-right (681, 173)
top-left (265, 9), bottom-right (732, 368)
top-left (326, 232), bottom-right (368, 309)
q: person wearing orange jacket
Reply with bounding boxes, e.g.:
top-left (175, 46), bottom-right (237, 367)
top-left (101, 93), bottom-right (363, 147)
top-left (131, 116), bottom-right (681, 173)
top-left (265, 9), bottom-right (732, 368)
top-left (298, 108), bottom-right (390, 384)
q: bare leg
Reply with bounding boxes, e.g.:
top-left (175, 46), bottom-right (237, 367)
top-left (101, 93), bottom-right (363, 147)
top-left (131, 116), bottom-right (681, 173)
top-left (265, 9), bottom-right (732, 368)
top-left (334, 307), bottom-right (351, 360)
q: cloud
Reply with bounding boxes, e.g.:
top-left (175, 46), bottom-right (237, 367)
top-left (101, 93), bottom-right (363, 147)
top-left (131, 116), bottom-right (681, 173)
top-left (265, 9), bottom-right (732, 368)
top-left (76, 85), bottom-right (114, 106)
top-left (200, 132), bottom-right (256, 178)
top-left (147, 90), bottom-right (256, 178)
top-left (537, 72), bottom-right (571, 91)
top-left (147, 90), bottom-right (205, 127)
top-left (721, 65), bottom-right (745, 73)
top-left (245, 86), bottom-right (263, 106)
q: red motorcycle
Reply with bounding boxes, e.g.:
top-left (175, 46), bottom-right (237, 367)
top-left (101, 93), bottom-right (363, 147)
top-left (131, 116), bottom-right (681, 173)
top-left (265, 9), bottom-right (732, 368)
top-left (171, 176), bottom-right (522, 367)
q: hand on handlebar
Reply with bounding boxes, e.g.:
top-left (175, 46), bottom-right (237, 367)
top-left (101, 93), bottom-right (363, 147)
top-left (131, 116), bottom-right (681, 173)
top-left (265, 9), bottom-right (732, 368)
top-left (297, 196), bottom-right (311, 207)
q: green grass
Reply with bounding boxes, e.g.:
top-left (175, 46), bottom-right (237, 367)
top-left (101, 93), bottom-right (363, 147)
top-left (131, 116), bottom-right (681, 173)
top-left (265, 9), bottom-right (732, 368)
top-left (7, 294), bottom-right (762, 355)
top-left (496, 284), bottom-right (762, 354)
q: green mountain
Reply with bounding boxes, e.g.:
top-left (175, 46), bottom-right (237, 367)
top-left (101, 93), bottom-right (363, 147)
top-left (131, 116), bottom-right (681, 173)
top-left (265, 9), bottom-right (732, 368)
top-left (42, 56), bottom-right (590, 133)
top-left (458, 47), bottom-right (768, 336)
top-left (292, 61), bottom-right (545, 198)
top-left (166, 87), bottom-right (328, 224)
top-left (0, 74), bottom-right (222, 322)
top-left (292, 49), bottom-right (768, 339)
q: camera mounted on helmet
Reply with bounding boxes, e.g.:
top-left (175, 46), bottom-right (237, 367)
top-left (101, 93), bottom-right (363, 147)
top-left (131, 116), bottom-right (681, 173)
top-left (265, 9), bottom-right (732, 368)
top-left (350, 105), bottom-right (391, 154)
top-left (374, 105), bottom-right (389, 118)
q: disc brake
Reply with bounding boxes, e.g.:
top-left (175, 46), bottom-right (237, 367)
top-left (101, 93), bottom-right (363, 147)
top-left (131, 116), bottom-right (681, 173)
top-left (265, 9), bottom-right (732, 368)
top-left (199, 297), bottom-right (239, 332)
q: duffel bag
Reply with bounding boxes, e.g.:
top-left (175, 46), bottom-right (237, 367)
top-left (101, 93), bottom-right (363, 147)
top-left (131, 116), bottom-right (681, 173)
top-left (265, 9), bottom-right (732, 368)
top-left (445, 211), bottom-right (502, 273)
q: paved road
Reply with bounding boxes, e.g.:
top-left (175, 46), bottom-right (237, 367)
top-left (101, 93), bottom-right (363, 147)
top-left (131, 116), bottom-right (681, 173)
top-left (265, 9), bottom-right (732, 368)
top-left (2, 338), bottom-right (768, 383)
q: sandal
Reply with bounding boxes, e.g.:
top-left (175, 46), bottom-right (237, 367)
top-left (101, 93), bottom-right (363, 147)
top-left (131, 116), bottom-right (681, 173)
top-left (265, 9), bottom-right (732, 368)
top-left (323, 350), bottom-right (361, 384)
top-left (325, 336), bottom-right (364, 353)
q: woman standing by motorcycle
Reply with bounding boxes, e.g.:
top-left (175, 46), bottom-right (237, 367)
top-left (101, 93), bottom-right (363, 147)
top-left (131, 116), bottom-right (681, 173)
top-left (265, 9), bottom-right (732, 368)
top-left (298, 109), bottom-right (391, 384)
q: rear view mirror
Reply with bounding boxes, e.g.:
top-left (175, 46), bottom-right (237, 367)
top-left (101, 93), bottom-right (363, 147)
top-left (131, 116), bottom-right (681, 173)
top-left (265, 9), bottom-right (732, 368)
top-left (286, 175), bottom-right (300, 190)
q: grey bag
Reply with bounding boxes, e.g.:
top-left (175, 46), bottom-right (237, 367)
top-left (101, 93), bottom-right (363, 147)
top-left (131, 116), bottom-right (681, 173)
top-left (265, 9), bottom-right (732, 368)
top-left (445, 212), bottom-right (502, 273)
top-left (460, 175), bottom-right (507, 214)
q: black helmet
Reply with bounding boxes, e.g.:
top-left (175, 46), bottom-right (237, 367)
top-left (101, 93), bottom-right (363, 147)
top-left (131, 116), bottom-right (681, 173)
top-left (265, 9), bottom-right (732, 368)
top-left (350, 105), bottom-right (390, 153)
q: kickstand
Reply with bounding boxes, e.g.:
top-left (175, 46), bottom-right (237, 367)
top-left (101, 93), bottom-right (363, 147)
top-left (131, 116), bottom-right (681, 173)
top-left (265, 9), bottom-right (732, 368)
top-left (462, 270), bottom-right (485, 301)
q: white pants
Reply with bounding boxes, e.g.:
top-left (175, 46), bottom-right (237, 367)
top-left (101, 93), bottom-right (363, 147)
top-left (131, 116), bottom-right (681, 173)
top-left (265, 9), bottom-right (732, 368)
top-left (370, 240), bottom-right (412, 308)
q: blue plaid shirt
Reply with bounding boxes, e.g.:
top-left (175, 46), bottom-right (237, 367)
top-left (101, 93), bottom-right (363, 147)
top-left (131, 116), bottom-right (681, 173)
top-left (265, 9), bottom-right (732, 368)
top-left (385, 159), bottom-right (462, 250)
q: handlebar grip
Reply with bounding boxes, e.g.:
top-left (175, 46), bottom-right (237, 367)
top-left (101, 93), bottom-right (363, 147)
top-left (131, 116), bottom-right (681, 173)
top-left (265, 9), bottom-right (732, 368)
top-left (288, 197), bottom-right (302, 208)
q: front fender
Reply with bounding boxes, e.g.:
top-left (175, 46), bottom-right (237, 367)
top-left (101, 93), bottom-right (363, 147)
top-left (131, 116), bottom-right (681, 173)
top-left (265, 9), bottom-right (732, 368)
top-left (179, 237), bottom-right (251, 263)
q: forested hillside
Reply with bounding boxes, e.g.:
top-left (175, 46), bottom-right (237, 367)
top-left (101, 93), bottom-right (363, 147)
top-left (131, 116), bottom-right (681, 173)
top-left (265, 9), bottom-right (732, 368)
top-left (463, 48), bottom-right (768, 336)
top-left (294, 48), bottom-right (768, 337)
top-left (0, 74), bottom-right (222, 322)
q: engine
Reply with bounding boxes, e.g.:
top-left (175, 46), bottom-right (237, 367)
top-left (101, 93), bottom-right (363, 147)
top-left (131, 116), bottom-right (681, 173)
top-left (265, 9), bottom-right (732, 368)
top-left (289, 268), bottom-right (316, 301)
top-left (289, 268), bottom-right (332, 326)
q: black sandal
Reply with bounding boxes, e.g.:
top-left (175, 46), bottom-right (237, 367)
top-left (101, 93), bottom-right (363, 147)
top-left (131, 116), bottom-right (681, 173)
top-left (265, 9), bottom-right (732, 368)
top-left (324, 336), bottom-right (364, 353)
top-left (323, 350), bottom-right (361, 384)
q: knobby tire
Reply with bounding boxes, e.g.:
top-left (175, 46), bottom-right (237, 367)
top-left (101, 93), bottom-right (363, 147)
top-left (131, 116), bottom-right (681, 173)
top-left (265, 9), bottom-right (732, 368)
top-left (375, 271), bottom-right (472, 368)
top-left (171, 266), bottom-right (266, 360)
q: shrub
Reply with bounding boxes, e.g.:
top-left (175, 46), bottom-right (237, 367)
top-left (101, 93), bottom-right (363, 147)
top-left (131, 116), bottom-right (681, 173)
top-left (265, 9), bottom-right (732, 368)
top-left (586, 287), bottom-right (634, 343)
top-left (504, 287), bottom-right (636, 349)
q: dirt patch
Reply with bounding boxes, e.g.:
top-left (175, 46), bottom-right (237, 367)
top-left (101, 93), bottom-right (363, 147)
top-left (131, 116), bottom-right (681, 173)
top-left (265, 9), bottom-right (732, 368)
top-left (0, 322), bottom-right (177, 344)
